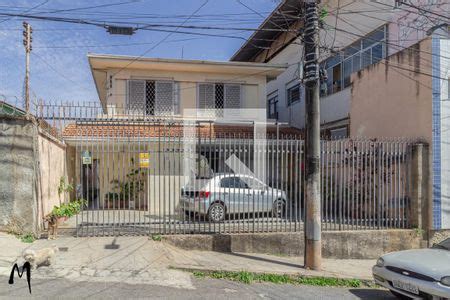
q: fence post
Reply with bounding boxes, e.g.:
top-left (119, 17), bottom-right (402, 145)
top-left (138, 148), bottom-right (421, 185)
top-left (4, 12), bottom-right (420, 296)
top-left (410, 143), bottom-right (429, 230)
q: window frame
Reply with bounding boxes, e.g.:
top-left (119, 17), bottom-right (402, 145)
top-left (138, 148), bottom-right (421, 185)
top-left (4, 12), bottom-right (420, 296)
top-left (197, 82), bottom-right (242, 111)
top-left (267, 91), bottom-right (278, 119)
top-left (126, 79), bottom-right (179, 116)
top-left (286, 82), bottom-right (302, 106)
top-left (322, 25), bottom-right (387, 96)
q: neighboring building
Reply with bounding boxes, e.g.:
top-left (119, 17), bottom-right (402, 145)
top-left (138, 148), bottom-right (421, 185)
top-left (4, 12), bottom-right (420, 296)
top-left (0, 101), bottom-right (26, 116)
top-left (231, 0), bottom-right (450, 229)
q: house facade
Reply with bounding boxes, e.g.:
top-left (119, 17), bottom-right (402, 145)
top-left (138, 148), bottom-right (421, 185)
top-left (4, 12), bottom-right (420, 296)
top-left (88, 54), bottom-right (286, 120)
top-left (230, 0), bottom-right (450, 229)
top-left (61, 55), bottom-right (295, 216)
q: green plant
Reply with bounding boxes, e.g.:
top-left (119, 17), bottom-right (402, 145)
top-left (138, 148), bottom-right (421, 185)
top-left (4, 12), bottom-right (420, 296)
top-left (413, 227), bottom-right (425, 237)
top-left (50, 199), bottom-right (87, 218)
top-left (57, 176), bottom-right (74, 200)
top-left (20, 233), bottom-right (35, 243)
top-left (151, 234), bottom-right (162, 242)
top-left (107, 158), bottom-right (146, 202)
top-left (189, 270), bottom-right (362, 287)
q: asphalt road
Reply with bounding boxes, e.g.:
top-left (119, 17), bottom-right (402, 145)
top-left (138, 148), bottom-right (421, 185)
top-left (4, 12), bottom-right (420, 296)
top-left (0, 276), bottom-right (396, 299)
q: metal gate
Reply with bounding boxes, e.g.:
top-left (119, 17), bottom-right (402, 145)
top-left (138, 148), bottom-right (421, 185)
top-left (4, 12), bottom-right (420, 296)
top-left (32, 101), bottom-right (415, 236)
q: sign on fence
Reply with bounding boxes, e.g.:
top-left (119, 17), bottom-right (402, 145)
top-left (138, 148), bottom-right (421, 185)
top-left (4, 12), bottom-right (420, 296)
top-left (82, 150), bottom-right (91, 165)
top-left (139, 153), bottom-right (150, 168)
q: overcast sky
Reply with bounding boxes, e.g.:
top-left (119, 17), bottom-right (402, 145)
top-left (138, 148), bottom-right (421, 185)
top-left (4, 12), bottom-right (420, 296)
top-left (0, 0), bottom-right (278, 103)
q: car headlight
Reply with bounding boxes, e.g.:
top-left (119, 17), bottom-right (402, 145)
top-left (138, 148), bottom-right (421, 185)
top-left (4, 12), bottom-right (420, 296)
top-left (376, 257), bottom-right (385, 267)
top-left (441, 276), bottom-right (450, 287)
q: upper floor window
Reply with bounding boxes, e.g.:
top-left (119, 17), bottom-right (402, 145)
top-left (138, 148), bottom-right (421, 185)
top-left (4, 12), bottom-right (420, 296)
top-left (267, 92), bottom-right (278, 119)
top-left (321, 25), bottom-right (386, 97)
top-left (127, 79), bottom-right (179, 116)
top-left (286, 83), bottom-right (302, 106)
top-left (198, 83), bottom-right (241, 111)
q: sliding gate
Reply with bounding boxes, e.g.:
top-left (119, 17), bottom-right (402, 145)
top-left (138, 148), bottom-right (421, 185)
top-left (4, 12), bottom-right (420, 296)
top-left (71, 121), bottom-right (304, 236)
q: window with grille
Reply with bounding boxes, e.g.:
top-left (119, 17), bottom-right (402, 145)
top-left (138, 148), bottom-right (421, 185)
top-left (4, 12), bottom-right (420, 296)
top-left (287, 83), bottom-right (302, 106)
top-left (197, 83), bottom-right (241, 116)
top-left (127, 79), bottom-right (179, 116)
top-left (267, 93), bottom-right (278, 119)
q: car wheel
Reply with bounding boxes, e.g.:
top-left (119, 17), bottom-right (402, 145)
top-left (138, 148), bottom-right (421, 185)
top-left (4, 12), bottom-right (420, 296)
top-left (208, 203), bottom-right (225, 222)
top-left (272, 199), bottom-right (286, 218)
top-left (390, 290), bottom-right (412, 300)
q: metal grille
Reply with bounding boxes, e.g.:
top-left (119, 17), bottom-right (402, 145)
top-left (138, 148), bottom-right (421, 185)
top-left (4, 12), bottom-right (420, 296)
top-left (25, 101), bottom-right (416, 236)
top-left (127, 80), bottom-right (146, 114)
top-left (224, 84), bottom-right (241, 109)
top-left (155, 81), bottom-right (175, 116)
top-left (127, 80), bottom-right (177, 116)
top-left (198, 83), bottom-right (215, 118)
top-left (198, 83), bottom-right (241, 118)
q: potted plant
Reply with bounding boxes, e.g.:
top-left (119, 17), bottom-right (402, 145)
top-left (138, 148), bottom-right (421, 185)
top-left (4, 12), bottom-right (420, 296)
top-left (105, 158), bottom-right (146, 210)
top-left (48, 199), bottom-right (87, 223)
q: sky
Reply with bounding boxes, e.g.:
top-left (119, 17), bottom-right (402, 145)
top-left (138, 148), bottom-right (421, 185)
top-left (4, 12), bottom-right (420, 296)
top-left (0, 0), bottom-right (279, 103)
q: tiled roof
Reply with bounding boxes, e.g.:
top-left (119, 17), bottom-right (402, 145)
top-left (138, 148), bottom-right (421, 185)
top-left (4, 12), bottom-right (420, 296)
top-left (62, 122), bottom-right (304, 139)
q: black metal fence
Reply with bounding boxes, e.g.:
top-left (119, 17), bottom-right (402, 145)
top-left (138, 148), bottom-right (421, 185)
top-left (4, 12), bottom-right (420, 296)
top-left (1, 99), bottom-right (415, 236)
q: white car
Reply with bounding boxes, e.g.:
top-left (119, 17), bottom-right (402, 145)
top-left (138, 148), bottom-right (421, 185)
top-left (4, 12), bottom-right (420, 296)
top-left (372, 237), bottom-right (450, 299)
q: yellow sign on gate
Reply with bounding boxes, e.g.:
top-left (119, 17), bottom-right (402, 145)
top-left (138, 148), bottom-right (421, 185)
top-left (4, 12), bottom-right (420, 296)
top-left (139, 153), bottom-right (150, 168)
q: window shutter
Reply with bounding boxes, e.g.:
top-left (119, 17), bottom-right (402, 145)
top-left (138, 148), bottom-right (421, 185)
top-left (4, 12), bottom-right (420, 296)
top-left (155, 81), bottom-right (174, 116)
top-left (127, 80), bottom-right (145, 114)
top-left (224, 84), bottom-right (241, 109)
top-left (198, 83), bottom-right (215, 117)
top-left (173, 82), bottom-right (180, 115)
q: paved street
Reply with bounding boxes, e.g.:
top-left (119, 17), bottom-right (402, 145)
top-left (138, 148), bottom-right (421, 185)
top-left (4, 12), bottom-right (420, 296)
top-left (0, 233), bottom-right (392, 299)
top-left (1, 276), bottom-right (395, 299)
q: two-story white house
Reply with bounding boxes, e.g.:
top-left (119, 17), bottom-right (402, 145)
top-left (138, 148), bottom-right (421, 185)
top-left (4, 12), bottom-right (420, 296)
top-left (62, 54), bottom-right (302, 215)
top-left (87, 54), bottom-right (286, 119)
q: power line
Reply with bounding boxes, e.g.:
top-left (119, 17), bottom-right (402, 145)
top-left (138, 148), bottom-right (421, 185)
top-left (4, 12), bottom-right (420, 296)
top-left (322, 22), bottom-right (450, 61)
top-left (33, 1), bottom-right (143, 15)
top-left (396, 0), bottom-right (450, 22)
top-left (0, 0), bottom-right (49, 24)
top-left (110, 0), bottom-right (210, 78)
top-left (32, 52), bottom-right (87, 89)
top-left (33, 37), bottom-right (201, 49)
top-left (372, 0), bottom-right (449, 23)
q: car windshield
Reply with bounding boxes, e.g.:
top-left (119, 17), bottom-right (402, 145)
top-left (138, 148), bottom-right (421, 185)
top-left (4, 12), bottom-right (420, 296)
top-left (432, 238), bottom-right (450, 251)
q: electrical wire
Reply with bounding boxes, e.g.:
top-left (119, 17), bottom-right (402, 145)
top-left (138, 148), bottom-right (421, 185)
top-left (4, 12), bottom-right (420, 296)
top-left (0, 0), bottom-right (49, 24)
top-left (110, 0), bottom-right (210, 78)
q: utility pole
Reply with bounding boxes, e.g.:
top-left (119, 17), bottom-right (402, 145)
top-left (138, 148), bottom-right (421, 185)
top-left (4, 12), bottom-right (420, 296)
top-left (23, 21), bottom-right (32, 113)
top-left (303, 0), bottom-right (321, 270)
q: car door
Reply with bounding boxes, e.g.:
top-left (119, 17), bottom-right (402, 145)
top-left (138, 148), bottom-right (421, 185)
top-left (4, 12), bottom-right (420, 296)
top-left (240, 176), bottom-right (268, 214)
top-left (218, 176), bottom-right (246, 215)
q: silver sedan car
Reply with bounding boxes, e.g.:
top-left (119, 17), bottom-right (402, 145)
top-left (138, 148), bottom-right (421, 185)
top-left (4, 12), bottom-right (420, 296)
top-left (180, 174), bottom-right (288, 222)
top-left (373, 237), bottom-right (450, 299)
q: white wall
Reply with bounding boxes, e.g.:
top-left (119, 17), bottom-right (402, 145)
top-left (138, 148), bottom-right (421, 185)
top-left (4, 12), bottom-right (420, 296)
top-left (106, 68), bottom-right (266, 115)
top-left (267, 40), bottom-right (305, 128)
top-left (320, 88), bottom-right (351, 124)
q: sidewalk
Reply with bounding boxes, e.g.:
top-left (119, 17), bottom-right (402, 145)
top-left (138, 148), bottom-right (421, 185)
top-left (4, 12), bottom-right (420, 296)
top-left (0, 233), bottom-right (375, 289)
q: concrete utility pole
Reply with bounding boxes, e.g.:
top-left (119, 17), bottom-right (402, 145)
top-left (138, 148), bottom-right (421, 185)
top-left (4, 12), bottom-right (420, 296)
top-left (23, 21), bottom-right (32, 113)
top-left (303, 0), bottom-right (321, 270)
